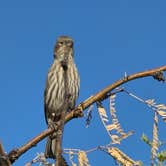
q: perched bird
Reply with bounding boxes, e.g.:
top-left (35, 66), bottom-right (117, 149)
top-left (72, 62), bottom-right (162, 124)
top-left (44, 36), bottom-right (80, 160)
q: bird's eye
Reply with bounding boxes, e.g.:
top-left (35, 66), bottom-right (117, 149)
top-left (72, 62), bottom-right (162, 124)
top-left (59, 42), bottom-right (64, 45)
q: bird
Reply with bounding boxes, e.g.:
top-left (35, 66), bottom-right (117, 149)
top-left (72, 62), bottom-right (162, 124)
top-left (44, 36), bottom-right (80, 162)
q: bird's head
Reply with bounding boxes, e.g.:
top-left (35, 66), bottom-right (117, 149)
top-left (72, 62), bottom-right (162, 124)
top-left (54, 36), bottom-right (74, 69)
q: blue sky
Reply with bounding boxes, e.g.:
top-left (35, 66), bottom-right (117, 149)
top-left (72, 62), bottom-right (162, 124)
top-left (0, 0), bottom-right (166, 165)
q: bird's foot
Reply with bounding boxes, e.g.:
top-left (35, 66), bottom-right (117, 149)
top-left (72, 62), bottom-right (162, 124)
top-left (48, 120), bottom-right (59, 128)
top-left (48, 121), bottom-right (59, 132)
top-left (74, 105), bottom-right (84, 118)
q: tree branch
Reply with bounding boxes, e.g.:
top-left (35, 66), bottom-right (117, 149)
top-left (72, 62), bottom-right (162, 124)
top-left (0, 142), bottom-right (11, 166)
top-left (7, 65), bottom-right (166, 164)
top-left (65, 65), bottom-right (166, 122)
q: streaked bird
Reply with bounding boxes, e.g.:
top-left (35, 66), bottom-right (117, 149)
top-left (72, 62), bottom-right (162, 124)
top-left (44, 36), bottom-right (80, 161)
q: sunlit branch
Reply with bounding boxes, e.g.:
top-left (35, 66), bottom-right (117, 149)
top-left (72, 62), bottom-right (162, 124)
top-left (7, 65), bottom-right (166, 164)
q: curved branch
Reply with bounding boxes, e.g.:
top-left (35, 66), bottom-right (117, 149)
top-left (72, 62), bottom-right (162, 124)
top-left (65, 65), bottom-right (166, 122)
top-left (7, 65), bottom-right (166, 164)
top-left (8, 128), bottom-right (53, 163)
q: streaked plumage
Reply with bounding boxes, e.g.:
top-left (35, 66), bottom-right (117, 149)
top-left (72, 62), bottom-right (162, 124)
top-left (44, 36), bottom-right (80, 159)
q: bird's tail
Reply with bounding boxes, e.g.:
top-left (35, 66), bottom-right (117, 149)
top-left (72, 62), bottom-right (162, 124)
top-left (45, 136), bottom-right (56, 159)
top-left (45, 136), bottom-right (68, 165)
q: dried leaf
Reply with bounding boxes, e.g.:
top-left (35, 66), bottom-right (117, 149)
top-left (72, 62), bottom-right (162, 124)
top-left (106, 124), bottom-right (118, 131)
top-left (78, 151), bottom-right (90, 166)
top-left (145, 99), bottom-right (155, 105)
top-left (97, 97), bottom-right (132, 144)
top-left (110, 96), bottom-right (125, 135)
top-left (111, 135), bottom-right (120, 144)
top-left (97, 103), bottom-right (112, 138)
top-left (106, 147), bottom-right (140, 166)
top-left (102, 117), bottom-right (109, 123)
top-left (157, 110), bottom-right (166, 122)
top-left (157, 110), bottom-right (166, 116)
top-left (156, 104), bottom-right (166, 110)
top-left (86, 105), bottom-right (93, 128)
top-left (126, 91), bottom-right (166, 123)
top-left (110, 94), bottom-right (116, 100)
top-left (151, 112), bottom-right (159, 164)
top-left (24, 153), bottom-right (54, 166)
top-left (98, 107), bottom-right (108, 118)
top-left (69, 151), bottom-right (77, 166)
top-left (119, 131), bottom-right (134, 140)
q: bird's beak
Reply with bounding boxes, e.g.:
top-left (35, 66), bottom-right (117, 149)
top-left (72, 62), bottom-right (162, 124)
top-left (61, 54), bottom-right (68, 70)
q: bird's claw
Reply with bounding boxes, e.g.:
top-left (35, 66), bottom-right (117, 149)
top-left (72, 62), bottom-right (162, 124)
top-left (74, 105), bottom-right (84, 118)
top-left (48, 121), bottom-right (58, 131)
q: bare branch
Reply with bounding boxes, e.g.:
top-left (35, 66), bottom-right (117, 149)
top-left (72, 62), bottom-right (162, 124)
top-left (8, 128), bottom-right (53, 163)
top-left (7, 65), bottom-right (166, 164)
top-left (65, 65), bottom-right (166, 123)
top-left (0, 142), bottom-right (11, 166)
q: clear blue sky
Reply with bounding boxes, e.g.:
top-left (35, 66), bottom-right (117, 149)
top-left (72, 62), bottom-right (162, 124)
top-left (0, 0), bottom-right (166, 165)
